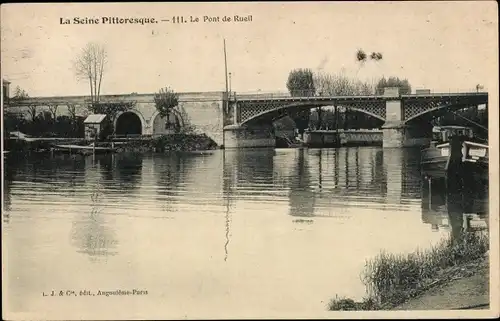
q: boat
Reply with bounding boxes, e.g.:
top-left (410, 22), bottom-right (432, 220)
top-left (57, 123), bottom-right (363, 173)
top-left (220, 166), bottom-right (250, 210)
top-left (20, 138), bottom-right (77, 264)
top-left (421, 126), bottom-right (488, 180)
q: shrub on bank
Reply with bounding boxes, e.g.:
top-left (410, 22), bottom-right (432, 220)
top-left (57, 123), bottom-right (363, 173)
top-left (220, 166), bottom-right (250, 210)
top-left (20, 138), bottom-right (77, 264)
top-left (328, 232), bottom-right (489, 311)
top-left (116, 133), bottom-right (218, 153)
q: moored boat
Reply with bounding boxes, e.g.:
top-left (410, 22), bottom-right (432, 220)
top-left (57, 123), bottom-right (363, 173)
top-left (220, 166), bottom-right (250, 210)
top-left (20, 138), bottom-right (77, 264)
top-left (421, 126), bottom-right (488, 180)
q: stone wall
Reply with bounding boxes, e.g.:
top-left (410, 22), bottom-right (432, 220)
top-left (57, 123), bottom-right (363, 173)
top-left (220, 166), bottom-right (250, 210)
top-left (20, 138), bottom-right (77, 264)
top-left (382, 128), bottom-right (405, 148)
top-left (4, 91), bottom-right (225, 146)
top-left (223, 125), bottom-right (276, 148)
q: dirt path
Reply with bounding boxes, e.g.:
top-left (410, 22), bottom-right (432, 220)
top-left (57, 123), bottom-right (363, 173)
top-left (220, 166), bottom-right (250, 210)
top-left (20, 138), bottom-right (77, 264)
top-left (394, 260), bottom-right (489, 310)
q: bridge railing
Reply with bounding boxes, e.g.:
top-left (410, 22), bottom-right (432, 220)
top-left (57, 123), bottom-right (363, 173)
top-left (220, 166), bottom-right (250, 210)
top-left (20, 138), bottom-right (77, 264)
top-left (231, 88), bottom-right (488, 100)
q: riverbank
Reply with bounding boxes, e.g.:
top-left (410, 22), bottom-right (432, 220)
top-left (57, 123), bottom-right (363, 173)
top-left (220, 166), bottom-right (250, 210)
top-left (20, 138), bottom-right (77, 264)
top-left (3, 133), bottom-right (219, 154)
top-left (393, 257), bottom-right (489, 310)
top-left (328, 232), bottom-right (489, 311)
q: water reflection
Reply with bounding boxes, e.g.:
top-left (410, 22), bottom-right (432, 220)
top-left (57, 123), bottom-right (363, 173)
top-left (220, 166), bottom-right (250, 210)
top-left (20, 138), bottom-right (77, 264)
top-left (3, 156), bottom-right (14, 223)
top-left (289, 148), bottom-right (315, 217)
top-left (70, 176), bottom-right (119, 261)
top-left (421, 177), bottom-right (489, 236)
top-left (153, 154), bottom-right (183, 212)
top-left (2, 147), bottom-right (492, 316)
top-left (114, 153), bottom-right (143, 191)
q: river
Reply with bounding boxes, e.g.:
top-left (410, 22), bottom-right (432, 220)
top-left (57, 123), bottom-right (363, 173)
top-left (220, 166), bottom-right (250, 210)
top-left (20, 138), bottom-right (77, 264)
top-left (2, 147), bottom-right (489, 319)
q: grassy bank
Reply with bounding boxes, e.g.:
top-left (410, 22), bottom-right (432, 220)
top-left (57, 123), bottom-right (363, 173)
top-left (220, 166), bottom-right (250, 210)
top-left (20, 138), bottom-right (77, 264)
top-left (328, 232), bottom-right (489, 311)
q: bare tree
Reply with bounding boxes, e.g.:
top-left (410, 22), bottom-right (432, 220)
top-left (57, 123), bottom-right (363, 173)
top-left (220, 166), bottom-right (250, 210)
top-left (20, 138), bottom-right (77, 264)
top-left (48, 104), bottom-right (58, 121)
top-left (67, 103), bottom-right (77, 122)
top-left (74, 42), bottom-right (107, 111)
top-left (27, 104), bottom-right (38, 122)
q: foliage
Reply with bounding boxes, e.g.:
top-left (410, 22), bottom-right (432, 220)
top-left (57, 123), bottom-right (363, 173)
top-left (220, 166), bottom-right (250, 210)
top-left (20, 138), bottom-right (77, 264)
top-left (89, 101), bottom-right (135, 122)
top-left (11, 86), bottom-right (29, 100)
top-left (362, 232), bottom-right (488, 306)
top-left (375, 76), bottom-right (412, 95)
top-left (357, 49), bottom-right (383, 62)
top-left (3, 111), bottom-right (85, 138)
top-left (286, 68), bottom-right (316, 97)
top-left (328, 296), bottom-right (378, 311)
top-left (74, 42), bottom-right (107, 106)
top-left (176, 106), bottom-right (197, 134)
top-left (149, 133), bottom-right (217, 152)
top-left (370, 52), bottom-right (383, 61)
top-left (309, 107), bottom-right (383, 130)
top-left (356, 49), bottom-right (367, 62)
top-left (314, 71), bottom-right (375, 96)
top-left (154, 87), bottom-right (180, 119)
top-left (329, 232), bottom-right (489, 311)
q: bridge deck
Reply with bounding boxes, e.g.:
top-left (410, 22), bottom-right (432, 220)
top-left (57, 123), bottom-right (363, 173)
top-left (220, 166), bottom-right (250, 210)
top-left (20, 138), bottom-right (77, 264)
top-left (234, 92), bottom-right (488, 102)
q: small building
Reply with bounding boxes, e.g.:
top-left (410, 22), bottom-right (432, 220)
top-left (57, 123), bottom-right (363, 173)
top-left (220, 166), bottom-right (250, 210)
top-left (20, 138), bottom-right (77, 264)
top-left (3, 79), bottom-right (11, 103)
top-left (84, 114), bottom-right (107, 140)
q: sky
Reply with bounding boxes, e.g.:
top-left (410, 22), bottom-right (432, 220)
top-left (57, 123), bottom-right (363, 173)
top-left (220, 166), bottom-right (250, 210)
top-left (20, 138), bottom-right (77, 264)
top-left (1, 1), bottom-right (498, 97)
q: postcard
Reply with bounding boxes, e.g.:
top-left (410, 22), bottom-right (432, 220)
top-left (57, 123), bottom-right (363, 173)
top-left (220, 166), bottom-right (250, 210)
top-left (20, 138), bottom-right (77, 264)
top-left (1, 1), bottom-right (498, 319)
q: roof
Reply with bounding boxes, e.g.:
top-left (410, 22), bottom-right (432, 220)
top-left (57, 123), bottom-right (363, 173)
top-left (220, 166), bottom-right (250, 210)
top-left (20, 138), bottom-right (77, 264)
top-left (84, 114), bottom-right (107, 124)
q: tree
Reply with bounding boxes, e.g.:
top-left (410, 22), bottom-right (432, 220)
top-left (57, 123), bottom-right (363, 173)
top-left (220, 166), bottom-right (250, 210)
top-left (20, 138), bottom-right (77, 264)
top-left (66, 103), bottom-right (78, 134)
top-left (67, 103), bottom-right (77, 122)
top-left (313, 71), bottom-right (375, 96)
top-left (27, 104), bottom-right (38, 122)
top-left (375, 76), bottom-right (412, 95)
top-left (12, 86), bottom-right (29, 100)
top-left (286, 68), bottom-right (316, 97)
top-left (47, 104), bottom-right (58, 121)
top-left (154, 87), bottom-right (179, 119)
top-left (74, 42), bottom-right (107, 108)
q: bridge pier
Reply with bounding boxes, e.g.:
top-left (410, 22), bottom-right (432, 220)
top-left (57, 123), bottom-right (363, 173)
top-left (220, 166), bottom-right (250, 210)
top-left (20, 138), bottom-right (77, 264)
top-left (382, 122), bottom-right (432, 148)
top-left (382, 87), bottom-right (432, 148)
top-left (223, 124), bottom-right (276, 148)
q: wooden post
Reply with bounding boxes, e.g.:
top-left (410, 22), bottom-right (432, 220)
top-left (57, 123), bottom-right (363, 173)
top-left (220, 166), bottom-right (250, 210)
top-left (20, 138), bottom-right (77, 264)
top-left (428, 177), bottom-right (432, 210)
top-left (334, 103), bottom-right (339, 146)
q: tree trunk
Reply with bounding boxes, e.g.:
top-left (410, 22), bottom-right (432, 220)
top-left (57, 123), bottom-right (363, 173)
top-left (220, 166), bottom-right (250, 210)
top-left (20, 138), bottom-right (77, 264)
top-left (89, 76), bottom-right (94, 111)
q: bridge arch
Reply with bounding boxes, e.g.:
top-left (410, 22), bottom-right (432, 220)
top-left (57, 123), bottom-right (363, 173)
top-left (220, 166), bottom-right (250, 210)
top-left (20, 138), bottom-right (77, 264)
top-left (114, 110), bottom-right (147, 136)
top-left (240, 103), bottom-right (386, 126)
top-left (404, 103), bottom-right (474, 124)
top-left (150, 108), bottom-right (185, 136)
